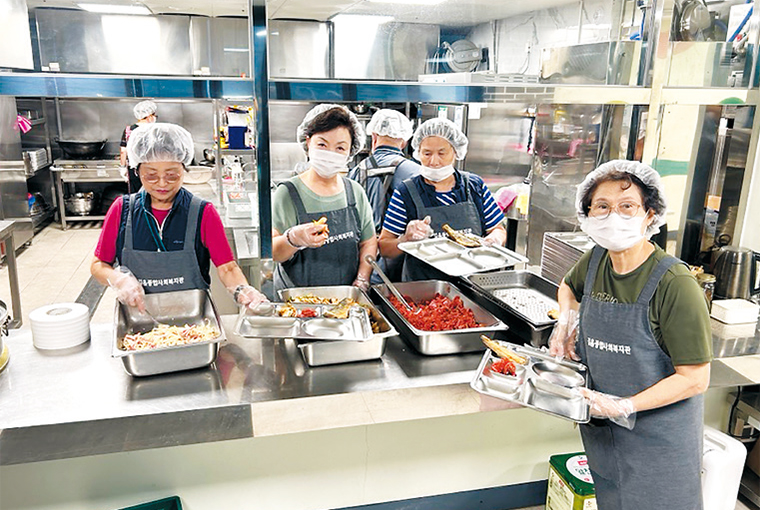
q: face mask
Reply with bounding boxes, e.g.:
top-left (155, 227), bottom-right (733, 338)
top-left (420, 164), bottom-right (455, 182)
top-left (308, 147), bottom-right (348, 178)
top-left (581, 213), bottom-right (648, 252)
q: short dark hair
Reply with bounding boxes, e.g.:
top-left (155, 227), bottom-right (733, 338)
top-left (580, 170), bottom-right (664, 217)
top-left (303, 107), bottom-right (356, 150)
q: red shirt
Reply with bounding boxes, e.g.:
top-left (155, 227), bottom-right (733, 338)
top-left (94, 196), bottom-right (235, 267)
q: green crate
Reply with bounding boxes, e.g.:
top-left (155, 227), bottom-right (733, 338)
top-left (118, 496), bottom-right (182, 510)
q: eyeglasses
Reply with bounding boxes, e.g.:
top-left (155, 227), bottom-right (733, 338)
top-left (141, 171), bottom-right (181, 184)
top-left (589, 201), bottom-right (643, 220)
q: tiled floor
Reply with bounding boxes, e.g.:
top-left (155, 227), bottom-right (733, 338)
top-left (0, 223), bottom-right (758, 510)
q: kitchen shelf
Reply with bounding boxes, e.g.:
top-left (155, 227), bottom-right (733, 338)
top-left (219, 148), bottom-right (255, 155)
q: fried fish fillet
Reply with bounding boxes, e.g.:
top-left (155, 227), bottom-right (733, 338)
top-left (442, 224), bottom-right (481, 248)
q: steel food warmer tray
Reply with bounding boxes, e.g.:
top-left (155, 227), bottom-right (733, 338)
top-left (112, 289), bottom-right (225, 377)
top-left (462, 270), bottom-right (559, 346)
top-left (372, 279), bottom-right (508, 355)
top-left (278, 286), bottom-right (398, 366)
top-left (471, 340), bottom-right (590, 423)
top-left (398, 237), bottom-right (528, 277)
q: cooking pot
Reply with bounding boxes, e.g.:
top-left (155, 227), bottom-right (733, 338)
top-left (55, 138), bottom-right (107, 159)
top-left (65, 192), bottom-right (96, 216)
top-left (203, 148), bottom-right (215, 164)
top-left (712, 246), bottom-right (760, 299)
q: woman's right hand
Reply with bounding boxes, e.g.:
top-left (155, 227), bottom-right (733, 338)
top-left (286, 222), bottom-right (329, 249)
top-left (107, 267), bottom-right (146, 312)
top-left (548, 309), bottom-right (580, 361)
top-left (400, 216), bottom-right (433, 242)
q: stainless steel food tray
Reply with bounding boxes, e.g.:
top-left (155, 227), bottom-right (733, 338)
top-left (470, 340), bottom-right (590, 423)
top-left (278, 286), bottom-right (398, 366)
top-left (398, 237), bottom-right (528, 277)
top-left (236, 303), bottom-right (373, 342)
top-left (372, 280), bottom-right (508, 355)
top-left (112, 289), bottom-right (225, 377)
top-left (462, 270), bottom-right (559, 346)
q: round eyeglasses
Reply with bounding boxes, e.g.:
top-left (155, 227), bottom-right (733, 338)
top-left (141, 171), bottom-right (181, 184)
top-left (589, 201), bottom-right (642, 220)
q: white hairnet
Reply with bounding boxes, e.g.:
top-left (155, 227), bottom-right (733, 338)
top-left (576, 159), bottom-right (668, 238)
top-left (411, 118), bottom-right (469, 160)
top-left (296, 104), bottom-right (366, 157)
top-left (366, 109), bottom-right (413, 141)
top-left (133, 100), bottom-right (157, 120)
top-left (127, 122), bottom-right (194, 168)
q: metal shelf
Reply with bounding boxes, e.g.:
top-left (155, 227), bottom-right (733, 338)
top-left (219, 149), bottom-right (255, 156)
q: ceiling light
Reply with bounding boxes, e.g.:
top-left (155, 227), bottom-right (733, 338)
top-left (223, 48), bottom-right (249, 53)
top-left (366, 0), bottom-right (445, 4)
top-left (77, 3), bottom-right (152, 15)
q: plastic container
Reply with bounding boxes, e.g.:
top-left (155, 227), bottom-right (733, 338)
top-left (711, 298), bottom-right (760, 324)
top-left (227, 126), bottom-right (248, 149)
top-left (702, 426), bottom-right (746, 510)
top-left (117, 496), bottom-right (182, 510)
top-left (546, 452), bottom-right (596, 510)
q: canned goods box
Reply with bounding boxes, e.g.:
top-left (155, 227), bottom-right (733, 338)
top-left (546, 452), bottom-right (596, 510)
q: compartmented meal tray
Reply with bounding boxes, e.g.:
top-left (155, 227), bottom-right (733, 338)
top-left (398, 237), bottom-right (528, 277)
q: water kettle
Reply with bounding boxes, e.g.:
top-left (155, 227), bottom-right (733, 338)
top-left (712, 246), bottom-right (760, 299)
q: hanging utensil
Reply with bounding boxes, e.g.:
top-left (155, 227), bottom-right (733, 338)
top-left (364, 255), bottom-right (414, 311)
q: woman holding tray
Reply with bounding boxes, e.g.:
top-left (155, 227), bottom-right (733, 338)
top-left (549, 160), bottom-right (712, 510)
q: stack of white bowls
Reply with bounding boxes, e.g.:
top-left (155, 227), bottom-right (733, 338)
top-left (30, 303), bottom-right (90, 350)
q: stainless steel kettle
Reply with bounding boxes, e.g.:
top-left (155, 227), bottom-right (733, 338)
top-left (712, 246), bottom-right (760, 299)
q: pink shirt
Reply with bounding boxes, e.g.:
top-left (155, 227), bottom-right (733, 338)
top-left (94, 196), bottom-right (235, 267)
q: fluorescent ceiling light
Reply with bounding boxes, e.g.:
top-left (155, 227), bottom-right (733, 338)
top-left (223, 48), bottom-right (249, 53)
top-left (366, 0), bottom-right (445, 4)
top-left (78, 3), bottom-right (152, 15)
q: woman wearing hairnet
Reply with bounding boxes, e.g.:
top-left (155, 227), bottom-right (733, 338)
top-left (378, 118), bottom-right (506, 281)
top-left (120, 100), bottom-right (159, 193)
top-left (550, 160), bottom-right (712, 510)
top-left (91, 123), bottom-right (267, 312)
top-left (271, 104), bottom-right (377, 293)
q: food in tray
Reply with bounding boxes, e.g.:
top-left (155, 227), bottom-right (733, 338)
top-left (277, 303), bottom-right (298, 317)
top-left (312, 216), bottom-right (329, 235)
top-left (442, 224), bottom-right (481, 248)
top-left (323, 298), bottom-right (354, 319)
top-left (287, 295), bottom-right (381, 333)
top-left (120, 321), bottom-right (218, 351)
top-left (547, 309), bottom-right (560, 320)
top-left (389, 293), bottom-right (483, 331)
top-left (288, 294), bottom-right (341, 305)
top-left (491, 357), bottom-right (517, 376)
top-left (480, 335), bottom-right (527, 365)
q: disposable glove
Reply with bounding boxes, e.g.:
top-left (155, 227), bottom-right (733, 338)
top-left (579, 388), bottom-right (637, 430)
top-left (107, 267), bottom-right (146, 312)
top-left (548, 309), bottom-right (580, 361)
top-left (352, 274), bottom-right (370, 291)
top-left (233, 284), bottom-right (269, 310)
top-left (481, 232), bottom-right (504, 247)
top-left (118, 166), bottom-right (128, 181)
top-left (400, 216), bottom-right (433, 242)
top-left (285, 222), bottom-right (329, 249)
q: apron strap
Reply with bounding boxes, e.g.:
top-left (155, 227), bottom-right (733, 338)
top-left (282, 181), bottom-right (308, 223)
top-left (636, 255), bottom-right (681, 305)
top-left (182, 195), bottom-right (203, 249)
top-left (342, 176), bottom-right (357, 207)
top-left (583, 245), bottom-right (606, 297)
top-left (404, 178), bottom-right (425, 220)
top-left (459, 171), bottom-right (473, 201)
top-left (124, 193), bottom-right (136, 251)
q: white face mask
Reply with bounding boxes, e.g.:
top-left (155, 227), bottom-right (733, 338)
top-left (581, 213), bottom-right (648, 252)
top-left (308, 147), bottom-right (348, 178)
top-left (420, 164), bottom-right (455, 182)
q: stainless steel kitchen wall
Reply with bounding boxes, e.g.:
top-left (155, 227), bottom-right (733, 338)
top-left (0, 97), bottom-right (23, 161)
top-left (190, 16), bottom-right (251, 77)
top-left (0, 0), bottom-right (34, 70)
top-left (55, 100), bottom-right (214, 163)
top-left (268, 20), bottom-right (330, 79)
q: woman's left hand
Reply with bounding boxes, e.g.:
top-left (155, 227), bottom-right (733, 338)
top-left (235, 285), bottom-right (269, 309)
top-left (579, 388), bottom-right (637, 430)
top-left (352, 274), bottom-right (370, 291)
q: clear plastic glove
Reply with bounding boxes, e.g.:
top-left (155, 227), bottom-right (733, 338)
top-left (285, 222), bottom-right (329, 249)
top-left (234, 285), bottom-right (269, 310)
top-left (107, 267), bottom-right (146, 312)
top-left (548, 309), bottom-right (580, 361)
top-left (579, 388), bottom-right (637, 430)
top-left (118, 166), bottom-right (128, 181)
top-left (481, 233), bottom-right (503, 247)
top-left (400, 216), bottom-right (433, 242)
top-left (352, 274), bottom-right (370, 291)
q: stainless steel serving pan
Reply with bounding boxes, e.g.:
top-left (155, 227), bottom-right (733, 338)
top-left (278, 286), bottom-right (397, 366)
top-left (112, 289), bottom-right (225, 377)
top-left (462, 270), bottom-right (559, 347)
top-left (372, 280), bottom-right (508, 355)
top-left (470, 339), bottom-right (590, 423)
top-left (398, 237), bottom-right (528, 277)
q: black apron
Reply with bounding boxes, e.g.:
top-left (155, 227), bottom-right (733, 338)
top-left (120, 194), bottom-right (208, 293)
top-left (577, 246), bottom-right (703, 510)
top-left (273, 177), bottom-right (361, 294)
top-left (401, 174), bottom-right (483, 282)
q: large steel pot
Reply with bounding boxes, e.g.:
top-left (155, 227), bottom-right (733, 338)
top-left (55, 138), bottom-right (107, 159)
top-left (65, 192), bottom-right (95, 216)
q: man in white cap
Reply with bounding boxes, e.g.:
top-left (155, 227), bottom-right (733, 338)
top-left (120, 100), bottom-right (158, 193)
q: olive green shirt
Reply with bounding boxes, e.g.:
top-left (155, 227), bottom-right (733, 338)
top-left (272, 175), bottom-right (376, 242)
top-left (564, 245), bottom-right (713, 365)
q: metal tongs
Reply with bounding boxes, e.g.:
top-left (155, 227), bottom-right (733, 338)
top-left (364, 255), bottom-right (414, 311)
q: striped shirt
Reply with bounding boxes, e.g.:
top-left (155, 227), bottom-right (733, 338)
top-left (382, 174), bottom-right (504, 236)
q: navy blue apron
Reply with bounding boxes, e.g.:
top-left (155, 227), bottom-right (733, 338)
top-left (577, 246), bottom-right (703, 510)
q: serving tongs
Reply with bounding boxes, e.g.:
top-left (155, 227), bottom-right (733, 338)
top-left (365, 255), bottom-right (414, 311)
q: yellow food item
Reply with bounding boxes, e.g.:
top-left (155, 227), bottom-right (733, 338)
top-left (481, 335), bottom-right (527, 365)
top-left (442, 224), bottom-right (481, 248)
top-left (121, 322), bottom-right (218, 351)
top-left (547, 309), bottom-right (560, 320)
top-left (313, 216), bottom-right (329, 235)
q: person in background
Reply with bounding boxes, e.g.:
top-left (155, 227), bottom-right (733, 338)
top-left (348, 108), bottom-right (421, 282)
top-left (378, 118), bottom-right (506, 281)
top-left (120, 100), bottom-right (158, 193)
top-left (549, 160), bottom-right (712, 510)
top-left (92, 122), bottom-right (266, 312)
top-left (271, 104), bottom-right (377, 294)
